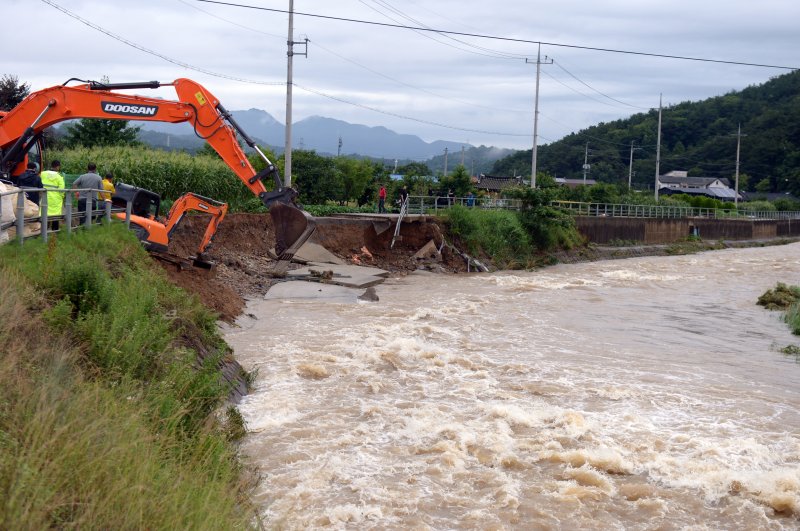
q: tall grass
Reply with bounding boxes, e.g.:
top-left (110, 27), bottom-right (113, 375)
top-left (0, 226), bottom-right (253, 529)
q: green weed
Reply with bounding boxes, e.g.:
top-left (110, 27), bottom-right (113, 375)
top-left (0, 226), bottom-right (254, 529)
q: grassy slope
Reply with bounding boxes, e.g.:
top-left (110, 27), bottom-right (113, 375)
top-left (443, 203), bottom-right (583, 269)
top-left (0, 224), bottom-right (253, 529)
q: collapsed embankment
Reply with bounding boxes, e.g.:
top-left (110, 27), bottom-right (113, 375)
top-left (164, 213), bottom-right (469, 321)
top-left (0, 225), bottom-right (254, 529)
top-left (165, 213), bottom-right (800, 322)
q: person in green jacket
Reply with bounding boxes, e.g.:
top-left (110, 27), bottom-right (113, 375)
top-left (40, 159), bottom-right (65, 231)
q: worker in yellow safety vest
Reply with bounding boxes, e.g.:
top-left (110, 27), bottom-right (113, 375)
top-left (40, 159), bottom-right (65, 231)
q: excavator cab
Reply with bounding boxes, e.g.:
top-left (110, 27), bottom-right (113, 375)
top-left (112, 183), bottom-right (161, 219)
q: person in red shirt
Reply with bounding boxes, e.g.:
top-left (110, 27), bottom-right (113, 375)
top-left (378, 185), bottom-right (387, 213)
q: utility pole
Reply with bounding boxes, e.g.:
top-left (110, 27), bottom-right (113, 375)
top-left (628, 141), bottom-right (642, 189)
top-left (443, 147), bottom-right (449, 177)
top-left (654, 94), bottom-right (663, 201)
top-left (460, 145), bottom-right (465, 166)
top-left (582, 142), bottom-right (590, 183)
top-left (337, 135), bottom-right (342, 157)
top-left (284, 0), bottom-right (308, 188)
top-left (526, 44), bottom-right (552, 188)
top-left (732, 123), bottom-right (747, 207)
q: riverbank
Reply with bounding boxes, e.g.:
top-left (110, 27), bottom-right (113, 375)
top-left (0, 225), bottom-right (254, 529)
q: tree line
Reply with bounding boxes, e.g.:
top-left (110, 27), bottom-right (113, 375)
top-left (492, 70), bottom-right (800, 195)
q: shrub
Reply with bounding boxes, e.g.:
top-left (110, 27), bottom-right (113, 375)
top-left (444, 206), bottom-right (533, 268)
top-left (741, 200), bottom-right (777, 212)
top-left (758, 283), bottom-right (800, 336)
top-left (508, 187), bottom-right (584, 251)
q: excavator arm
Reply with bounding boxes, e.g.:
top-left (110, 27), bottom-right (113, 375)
top-left (0, 78), bottom-right (314, 263)
top-left (163, 192), bottom-right (228, 256)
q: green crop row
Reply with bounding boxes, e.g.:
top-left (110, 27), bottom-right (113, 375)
top-left (47, 146), bottom-right (252, 205)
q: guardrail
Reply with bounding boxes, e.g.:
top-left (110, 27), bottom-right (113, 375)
top-left (406, 195), bottom-right (522, 214)
top-left (0, 186), bottom-right (134, 245)
top-left (390, 197), bottom-right (409, 249)
top-left (551, 201), bottom-right (800, 220)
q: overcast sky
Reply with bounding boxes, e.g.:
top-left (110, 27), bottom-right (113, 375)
top-left (5, 0), bottom-right (799, 152)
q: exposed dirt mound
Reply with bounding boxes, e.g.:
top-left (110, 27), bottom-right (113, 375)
top-left (158, 213), bottom-right (467, 321)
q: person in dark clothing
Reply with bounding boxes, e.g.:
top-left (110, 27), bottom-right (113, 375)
top-left (17, 162), bottom-right (43, 205)
top-left (399, 185), bottom-right (409, 206)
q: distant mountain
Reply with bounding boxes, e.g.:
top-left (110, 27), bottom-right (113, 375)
top-left (492, 70), bottom-right (800, 194)
top-left (292, 115), bottom-right (466, 160)
top-left (133, 109), bottom-right (480, 160)
top-left (426, 145), bottom-right (516, 176)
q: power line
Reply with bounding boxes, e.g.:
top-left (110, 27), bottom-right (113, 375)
top-left (542, 70), bottom-right (625, 110)
top-left (312, 41), bottom-right (532, 115)
top-left (39, 0), bottom-right (531, 139)
top-left (195, 0), bottom-right (799, 70)
top-left (175, 0), bottom-right (534, 115)
top-left (363, 0), bottom-right (528, 60)
top-left (39, 0), bottom-right (284, 86)
top-left (293, 83), bottom-right (530, 137)
top-left (356, 0), bottom-right (513, 60)
top-left (175, 0), bottom-right (284, 39)
top-left (552, 60), bottom-right (648, 110)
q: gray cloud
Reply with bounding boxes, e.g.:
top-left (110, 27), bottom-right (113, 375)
top-left (6, 0), bottom-right (799, 152)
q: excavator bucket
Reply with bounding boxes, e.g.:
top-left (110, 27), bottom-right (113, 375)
top-left (270, 201), bottom-right (316, 275)
top-left (192, 254), bottom-right (216, 270)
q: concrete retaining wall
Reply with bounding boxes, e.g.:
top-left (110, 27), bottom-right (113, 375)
top-left (576, 216), bottom-right (800, 244)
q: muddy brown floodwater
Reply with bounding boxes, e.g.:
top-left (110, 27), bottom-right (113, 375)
top-left (226, 243), bottom-right (800, 530)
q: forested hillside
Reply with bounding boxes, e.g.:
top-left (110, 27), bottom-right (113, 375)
top-left (492, 70), bottom-right (800, 194)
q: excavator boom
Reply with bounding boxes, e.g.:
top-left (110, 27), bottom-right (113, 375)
top-left (0, 77), bottom-right (314, 265)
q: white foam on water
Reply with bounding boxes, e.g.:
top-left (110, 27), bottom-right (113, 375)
top-left (231, 244), bottom-right (800, 528)
top-left (480, 273), bottom-right (605, 291)
top-left (598, 268), bottom-right (682, 283)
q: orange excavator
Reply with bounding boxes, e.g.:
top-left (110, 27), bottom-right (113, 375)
top-left (0, 77), bottom-right (314, 270)
top-left (111, 183), bottom-right (228, 268)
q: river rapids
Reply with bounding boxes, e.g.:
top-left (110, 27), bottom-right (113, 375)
top-left (226, 243), bottom-right (800, 529)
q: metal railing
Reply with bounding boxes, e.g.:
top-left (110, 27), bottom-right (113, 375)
top-left (552, 201), bottom-right (800, 220)
top-left (390, 197), bottom-right (409, 249)
top-left (406, 195), bottom-right (523, 214)
top-left (0, 186), bottom-right (134, 245)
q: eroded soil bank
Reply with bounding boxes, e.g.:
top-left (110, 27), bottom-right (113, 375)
top-left (161, 213), bottom-right (466, 322)
top-left (159, 212), bottom-right (800, 322)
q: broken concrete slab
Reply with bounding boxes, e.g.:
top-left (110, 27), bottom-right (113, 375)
top-left (268, 241), bottom-right (345, 265)
top-left (295, 242), bottom-right (345, 264)
top-left (412, 239), bottom-right (441, 261)
top-left (306, 262), bottom-right (389, 278)
top-left (264, 281), bottom-right (375, 303)
top-left (286, 268), bottom-right (386, 289)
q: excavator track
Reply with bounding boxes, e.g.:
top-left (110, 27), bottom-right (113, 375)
top-left (150, 250), bottom-right (215, 271)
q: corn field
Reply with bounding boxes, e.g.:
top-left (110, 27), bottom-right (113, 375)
top-left (48, 146), bottom-right (252, 204)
